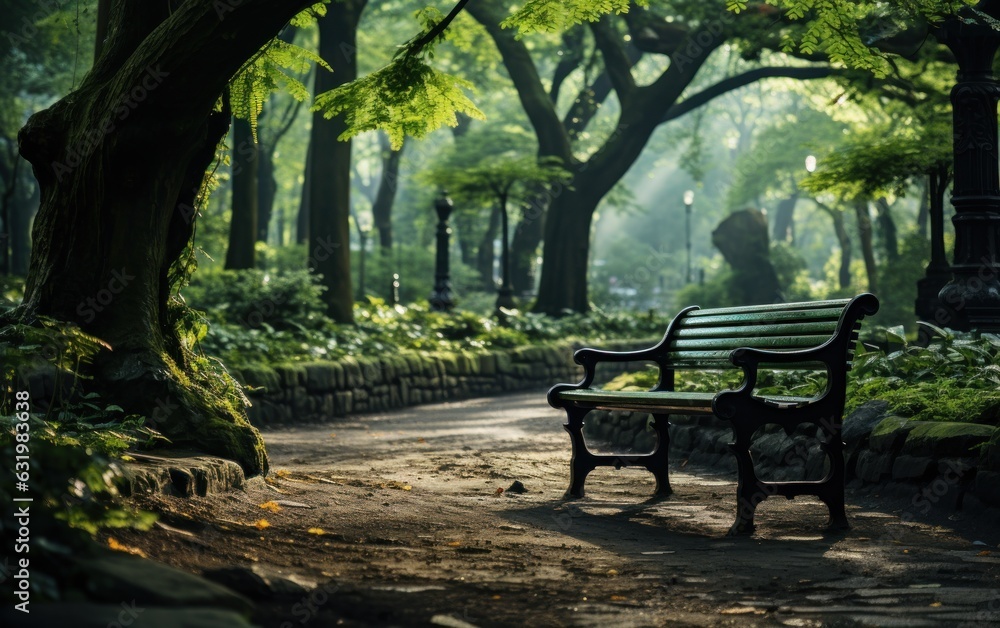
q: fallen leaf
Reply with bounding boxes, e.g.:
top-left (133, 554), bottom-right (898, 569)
top-left (495, 487), bottom-right (504, 496)
top-left (259, 501), bottom-right (282, 513)
top-left (491, 595), bottom-right (501, 600)
top-left (610, 595), bottom-right (627, 601)
top-left (403, 485), bottom-right (412, 491)
top-left (329, 433), bottom-right (337, 438)
top-left (107, 537), bottom-right (147, 558)
top-left (929, 602), bottom-right (943, 608)
top-left (417, 437), bottom-right (426, 443)
top-left (977, 550), bottom-right (992, 556)
top-left (275, 469), bottom-right (291, 478)
top-left (447, 541), bottom-right (462, 547)
top-left (254, 519), bottom-right (271, 530)
top-left (308, 527), bottom-right (326, 536)
top-left (606, 569), bottom-right (619, 576)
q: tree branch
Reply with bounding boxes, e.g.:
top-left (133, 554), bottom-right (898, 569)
top-left (408, 0), bottom-right (471, 55)
top-left (468, 0), bottom-right (573, 161)
top-left (589, 17), bottom-right (636, 102)
top-left (660, 66), bottom-right (841, 125)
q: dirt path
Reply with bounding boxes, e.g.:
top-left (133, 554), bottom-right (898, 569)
top-left (115, 392), bottom-right (1000, 627)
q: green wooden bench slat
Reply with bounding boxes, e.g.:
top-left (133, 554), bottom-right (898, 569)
top-left (669, 335), bottom-right (834, 351)
top-left (687, 298), bottom-right (853, 317)
top-left (679, 308), bottom-right (846, 327)
top-left (672, 321), bottom-right (839, 339)
top-left (557, 389), bottom-right (815, 413)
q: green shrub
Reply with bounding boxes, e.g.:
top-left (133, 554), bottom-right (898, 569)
top-left (182, 268), bottom-right (330, 330)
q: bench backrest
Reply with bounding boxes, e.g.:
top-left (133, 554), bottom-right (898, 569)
top-left (658, 295), bottom-right (878, 370)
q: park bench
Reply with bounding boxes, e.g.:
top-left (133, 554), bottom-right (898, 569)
top-left (548, 294), bottom-right (879, 535)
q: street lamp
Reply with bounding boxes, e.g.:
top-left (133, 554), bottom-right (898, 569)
top-left (429, 190), bottom-right (455, 311)
top-left (683, 190), bottom-right (694, 284)
top-left (355, 212), bottom-right (372, 301)
top-left (934, 14), bottom-right (1000, 330)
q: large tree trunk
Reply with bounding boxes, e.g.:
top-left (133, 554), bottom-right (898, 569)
top-left (534, 189), bottom-right (598, 314)
top-left (372, 135), bottom-right (403, 253)
top-left (854, 199), bottom-right (879, 294)
top-left (13, 0), bottom-right (313, 476)
top-left (306, 0), bottom-right (366, 324)
top-left (225, 116), bottom-right (258, 269)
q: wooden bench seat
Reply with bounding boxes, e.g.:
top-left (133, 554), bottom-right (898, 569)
top-left (548, 294), bottom-right (880, 535)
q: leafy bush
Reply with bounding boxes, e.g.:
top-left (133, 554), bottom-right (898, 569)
top-left (182, 268), bottom-right (330, 330)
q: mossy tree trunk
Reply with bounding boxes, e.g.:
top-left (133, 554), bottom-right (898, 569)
top-left (14, 0), bottom-right (313, 475)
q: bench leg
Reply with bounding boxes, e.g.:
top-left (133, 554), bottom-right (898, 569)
top-left (729, 426), bottom-right (760, 536)
top-left (819, 420), bottom-right (850, 530)
top-left (563, 407), bottom-right (596, 498)
top-left (647, 414), bottom-right (672, 496)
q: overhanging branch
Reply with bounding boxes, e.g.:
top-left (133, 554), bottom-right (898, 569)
top-left (660, 66), bottom-right (844, 125)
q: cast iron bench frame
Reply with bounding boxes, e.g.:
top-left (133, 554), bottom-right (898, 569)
top-left (547, 294), bottom-right (879, 535)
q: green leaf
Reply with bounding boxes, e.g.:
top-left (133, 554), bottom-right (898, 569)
top-left (313, 54), bottom-right (484, 150)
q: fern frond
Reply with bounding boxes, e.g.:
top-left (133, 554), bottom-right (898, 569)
top-left (313, 53), bottom-right (485, 150)
top-left (229, 37), bottom-right (332, 141)
top-left (501, 0), bottom-right (641, 37)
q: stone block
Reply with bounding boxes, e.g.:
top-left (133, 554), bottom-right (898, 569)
top-left (304, 363), bottom-right (334, 392)
top-left (891, 455), bottom-right (936, 481)
top-left (842, 400), bottom-right (890, 448)
top-left (973, 470), bottom-right (1000, 507)
top-left (856, 449), bottom-right (894, 483)
top-left (900, 421), bottom-right (995, 458)
top-left (867, 416), bottom-right (912, 453)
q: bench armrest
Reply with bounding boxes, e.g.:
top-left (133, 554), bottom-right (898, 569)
top-left (547, 344), bottom-right (669, 408)
top-left (729, 344), bottom-right (832, 368)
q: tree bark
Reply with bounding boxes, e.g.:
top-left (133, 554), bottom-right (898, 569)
top-left (875, 197), bottom-right (899, 262)
top-left (10, 176), bottom-right (37, 276)
top-left (771, 192), bottom-right (798, 243)
top-left (372, 135), bottom-right (403, 253)
top-left (477, 204), bottom-right (501, 290)
top-left (854, 199), bottom-right (879, 293)
top-left (509, 199), bottom-right (544, 296)
top-left (534, 189), bottom-right (598, 314)
top-left (297, 142), bottom-right (311, 244)
top-left (225, 116), bottom-right (258, 269)
top-left (14, 0), bottom-right (314, 475)
top-left (306, 0), bottom-right (366, 324)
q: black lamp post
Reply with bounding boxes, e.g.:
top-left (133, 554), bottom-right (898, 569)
top-left (934, 12), bottom-right (1000, 331)
top-left (683, 190), bottom-right (694, 284)
top-left (430, 191), bottom-right (455, 311)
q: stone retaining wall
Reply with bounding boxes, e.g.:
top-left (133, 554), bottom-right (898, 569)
top-left (231, 341), bottom-right (651, 425)
top-left (582, 402), bottom-right (1000, 508)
